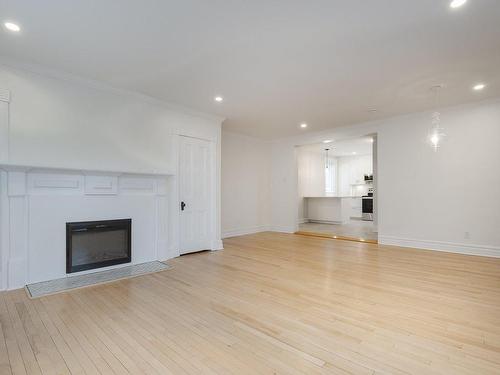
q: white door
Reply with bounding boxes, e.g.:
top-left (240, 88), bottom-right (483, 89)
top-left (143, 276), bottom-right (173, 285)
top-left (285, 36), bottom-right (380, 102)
top-left (179, 136), bottom-right (212, 254)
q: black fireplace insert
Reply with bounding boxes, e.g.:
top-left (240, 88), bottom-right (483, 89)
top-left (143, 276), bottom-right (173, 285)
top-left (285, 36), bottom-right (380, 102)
top-left (66, 219), bottom-right (131, 273)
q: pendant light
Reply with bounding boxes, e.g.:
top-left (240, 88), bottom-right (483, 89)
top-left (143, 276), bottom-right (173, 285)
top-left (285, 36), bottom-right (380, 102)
top-left (428, 85), bottom-right (446, 151)
top-left (324, 148), bottom-right (330, 168)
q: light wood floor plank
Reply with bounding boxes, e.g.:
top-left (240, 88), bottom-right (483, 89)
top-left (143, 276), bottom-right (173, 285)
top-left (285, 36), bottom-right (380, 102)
top-left (0, 293), bottom-right (16, 375)
top-left (0, 232), bottom-right (500, 374)
top-left (4, 293), bottom-right (41, 375)
top-left (9, 290), bottom-right (70, 375)
top-left (31, 298), bottom-right (86, 375)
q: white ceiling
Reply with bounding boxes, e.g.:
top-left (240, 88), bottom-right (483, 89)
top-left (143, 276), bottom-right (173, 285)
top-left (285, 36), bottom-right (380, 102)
top-left (298, 137), bottom-right (373, 157)
top-left (1, 0), bottom-right (499, 139)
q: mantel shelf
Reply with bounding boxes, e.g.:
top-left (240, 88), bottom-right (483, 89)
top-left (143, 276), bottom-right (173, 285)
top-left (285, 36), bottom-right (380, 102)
top-left (0, 162), bottom-right (175, 177)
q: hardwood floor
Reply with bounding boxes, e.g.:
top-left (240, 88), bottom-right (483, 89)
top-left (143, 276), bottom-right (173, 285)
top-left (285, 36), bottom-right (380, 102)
top-left (1, 232), bottom-right (500, 374)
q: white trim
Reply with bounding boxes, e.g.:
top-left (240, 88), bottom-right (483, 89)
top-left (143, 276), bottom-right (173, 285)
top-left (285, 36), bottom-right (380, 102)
top-left (307, 219), bottom-right (346, 225)
top-left (0, 100), bottom-right (9, 164)
top-left (0, 169), bottom-right (172, 290)
top-left (178, 136), bottom-right (220, 254)
top-left (0, 163), bottom-right (174, 177)
top-left (222, 224), bottom-right (298, 238)
top-left (270, 225), bottom-right (296, 234)
top-left (0, 89), bottom-right (10, 103)
top-left (222, 226), bottom-right (270, 239)
top-left (378, 235), bottom-right (500, 258)
top-left (211, 240), bottom-right (224, 251)
top-left (0, 59), bottom-right (225, 123)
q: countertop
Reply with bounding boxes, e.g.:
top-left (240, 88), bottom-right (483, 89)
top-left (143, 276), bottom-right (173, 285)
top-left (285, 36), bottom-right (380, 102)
top-left (303, 196), bottom-right (363, 198)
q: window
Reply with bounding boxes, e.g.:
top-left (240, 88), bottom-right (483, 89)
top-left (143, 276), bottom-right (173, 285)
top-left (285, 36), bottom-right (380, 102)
top-left (325, 156), bottom-right (337, 195)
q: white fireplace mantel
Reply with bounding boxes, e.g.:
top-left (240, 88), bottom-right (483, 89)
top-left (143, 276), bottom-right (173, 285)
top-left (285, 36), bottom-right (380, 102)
top-left (0, 162), bottom-right (175, 177)
top-left (0, 65), bottom-right (223, 291)
top-left (0, 166), bottom-right (177, 290)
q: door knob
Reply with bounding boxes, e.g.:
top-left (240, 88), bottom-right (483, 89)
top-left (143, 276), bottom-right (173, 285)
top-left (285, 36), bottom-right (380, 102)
top-left (181, 201), bottom-right (186, 211)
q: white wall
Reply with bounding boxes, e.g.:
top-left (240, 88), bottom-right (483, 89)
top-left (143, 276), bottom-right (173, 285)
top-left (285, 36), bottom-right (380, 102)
top-left (296, 147), bottom-right (324, 222)
top-left (297, 147), bottom-right (327, 198)
top-left (372, 136), bottom-right (378, 231)
top-left (337, 154), bottom-right (372, 197)
top-left (377, 100), bottom-right (500, 255)
top-left (1, 170), bottom-right (169, 288)
top-left (268, 98), bottom-right (500, 256)
top-left (0, 63), bottom-right (223, 289)
top-left (296, 147), bottom-right (340, 222)
top-left (221, 131), bottom-right (271, 237)
top-left (0, 63), bottom-right (222, 172)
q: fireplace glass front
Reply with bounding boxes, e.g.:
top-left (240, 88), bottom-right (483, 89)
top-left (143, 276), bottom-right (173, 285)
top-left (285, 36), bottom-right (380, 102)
top-left (66, 219), bottom-right (131, 273)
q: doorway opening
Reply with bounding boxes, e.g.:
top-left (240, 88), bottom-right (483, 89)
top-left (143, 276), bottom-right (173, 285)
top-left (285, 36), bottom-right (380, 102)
top-left (295, 135), bottom-right (378, 243)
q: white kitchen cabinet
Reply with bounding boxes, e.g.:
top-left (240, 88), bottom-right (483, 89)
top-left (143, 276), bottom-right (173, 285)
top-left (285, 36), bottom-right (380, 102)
top-left (350, 197), bottom-right (362, 219)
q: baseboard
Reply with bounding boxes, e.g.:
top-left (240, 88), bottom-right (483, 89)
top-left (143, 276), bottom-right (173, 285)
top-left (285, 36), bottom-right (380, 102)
top-left (222, 226), bottom-right (270, 239)
top-left (8, 258), bottom-right (27, 290)
top-left (298, 218), bottom-right (308, 224)
top-left (307, 219), bottom-right (346, 225)
top-left (211, 239), bottom-right (224, 251)
top-left (222, 224), bottom-right (299, 238)
top-left (269, 225), bottom-right (296, 234)
top-left (378, 235), bottom-right (500, 258)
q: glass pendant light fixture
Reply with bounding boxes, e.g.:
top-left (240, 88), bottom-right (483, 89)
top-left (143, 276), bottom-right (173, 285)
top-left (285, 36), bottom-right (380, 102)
top-left (324, 148), bottom-right (330, 168)
top-left (428, 85), bottom-right (446, 151)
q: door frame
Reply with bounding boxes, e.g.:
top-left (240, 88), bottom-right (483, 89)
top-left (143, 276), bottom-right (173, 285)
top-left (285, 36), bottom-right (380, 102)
top-left (176, 134), bottom-right (220, 255)
top-left (293, 132), bottom-right (379, 239)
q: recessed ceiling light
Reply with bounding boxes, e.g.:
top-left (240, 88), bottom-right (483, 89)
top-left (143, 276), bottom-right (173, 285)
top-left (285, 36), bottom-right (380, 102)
top-left (473, 83), bottom-right (486, 91)
top-left (352, 152), bottom-right (357, 155)
top-left (300, 123), bottom-right (308, 129)
top-left (367, 109), bottom-right (378, 113)
top-left (214, 96), bottom-right (223, 102)
top-left (450, 0), bottom-right (467, 8)
top-left (323, 140), bottom-right (333, 144)
top-left (4, 22), bottom-right (20, 32)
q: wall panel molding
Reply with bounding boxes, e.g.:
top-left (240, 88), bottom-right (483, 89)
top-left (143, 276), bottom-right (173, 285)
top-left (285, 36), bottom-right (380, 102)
top-left (0, 168), bottom-right (173, 290)
top-left (119, 176), bottom-right (156, 194)
top-left (84, 175), bottom-right (118, 195)
top-left (7, 171), bottom-right (27, 197)
top-left (28, 173), bottom-right (83, 195)
top-left (0, 88), bottom-right (10, 102)
top-left (0, 100), bottom-right (8, 163)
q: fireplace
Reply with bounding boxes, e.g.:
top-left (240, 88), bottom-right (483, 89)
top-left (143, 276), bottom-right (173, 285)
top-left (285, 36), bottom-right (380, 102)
top-left (66, 219), bottom-right (132, 273)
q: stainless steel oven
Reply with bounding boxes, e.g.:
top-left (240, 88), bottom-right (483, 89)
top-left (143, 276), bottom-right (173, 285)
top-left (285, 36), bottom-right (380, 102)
top-left (362, 194), bottom-right (373, 221)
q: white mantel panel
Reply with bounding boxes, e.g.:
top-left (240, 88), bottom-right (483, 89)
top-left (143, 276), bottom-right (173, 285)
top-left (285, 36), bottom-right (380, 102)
top-left (119, 176), bottom-right (157, 194)
top-left (0, 172), bottom-right (8, 288)
top-left (0, 169), bottom-right (170, 289)
top-left (84, 175), bottom-right (118, 195)
top-left (8, 195), bottom-right (28, 288)
top-left (0, 100), bottom-right (8, 163)
top-left (28, 194), bottom-right (157, 284)
top-left (28, 172), bottom-right (83, 195)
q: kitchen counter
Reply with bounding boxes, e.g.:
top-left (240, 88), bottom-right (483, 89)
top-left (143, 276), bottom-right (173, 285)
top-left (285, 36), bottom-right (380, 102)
top-left (304, 196), bottom-right (356, 224)
top-left (304, 196), bottom-right (363, 198)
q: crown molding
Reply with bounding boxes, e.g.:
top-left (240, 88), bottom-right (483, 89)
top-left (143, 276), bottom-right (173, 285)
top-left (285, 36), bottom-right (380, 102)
top-left (0, 56), bottom-right (226, 124)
